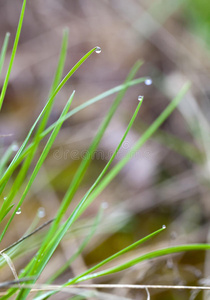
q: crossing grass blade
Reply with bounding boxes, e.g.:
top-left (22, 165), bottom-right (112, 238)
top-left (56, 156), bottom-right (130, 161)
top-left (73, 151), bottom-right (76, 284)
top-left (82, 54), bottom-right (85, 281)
top-left (76, 82), bottom-right (191, 217)
top-left (0, 91), bottom-right (75, 241)
top-left (31, 226), bottom-right (166, 299)
top-left (0, 46), bottom-right (97, 222)
top-left (0, 76), bottom-right (145, 188)
top-left (10, 74), bottom-right (143, 300)
top-left (47, 206), bottom-right (103, 284)
top-left (48, 60), bottom-right (143, 234)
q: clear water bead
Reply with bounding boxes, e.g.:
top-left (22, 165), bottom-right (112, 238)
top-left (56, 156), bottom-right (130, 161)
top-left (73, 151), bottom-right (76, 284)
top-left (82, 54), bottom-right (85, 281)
top-left (4, 197), bottom-right (7, 200)
top-left (38, 207), bottom-right (45, 218)
top-left (144, 78), bottom-right (153, 86)
top-left (138, 95), bottom-right (143, 101)
top-left (16, 207), bottom-right (21, 215)
top-left (162, 225), bottom-right (166, 229)
top-left (95, 46), bottom-right (101, 54)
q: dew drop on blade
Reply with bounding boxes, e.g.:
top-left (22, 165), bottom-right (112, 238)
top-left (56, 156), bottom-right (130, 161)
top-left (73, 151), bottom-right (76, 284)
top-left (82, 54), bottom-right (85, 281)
top-left (38, 207), bottom-right (45, 218)
top-left (138, 95), bottom-right (143, 101)
top-left (144, 78), bottom-right (152, 86)
top-left (4, 197), bottom-right (7, 200)
top-left (95, 46), bottom-right (101, 54)
top-left (16, 207), bottom-right (21, 215)
top-left (162, 224), bottom-right (166, 229)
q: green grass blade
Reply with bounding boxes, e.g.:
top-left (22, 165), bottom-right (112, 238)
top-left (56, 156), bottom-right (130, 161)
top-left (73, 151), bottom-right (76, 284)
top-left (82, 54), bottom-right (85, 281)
top-left (49, 28), bottom-right (69, 97)
top-left (76, 82), bottom-right (191, 215)
top-left (35, 28), bottom-right (69, 137)
top-left (0, 47), bottom-right (97, 202)
top-left (31, 94), bottom-right (143, 276)
top-left (47, 206), bottom-right (103, 284)
top-left (0, 32), bottom-right (10, 76)
top-left (51, 94), bottom-right (144, 239)
top-left (13, 75), bottom-right (143, 299)
top-left (0, 28), bottom-right (69, 221)
top-left (0, 91), bottom-right (75, 241)
top-left (0, 143), bottom-right (16, 176)
top-left (75, 244), bottom-right (210, 283)
top-left (0, 0), bottom-right (27, 110)
top-left (49, 60), bottom-right (143, 233)
top-left (0, 47), bottom-right (98, 179)
top-left (41, 77), bottom-right (146, 139)
top-left (68, 226), bottom-right (166, 285)
top-left (0, 76), bottom-right (145, 188)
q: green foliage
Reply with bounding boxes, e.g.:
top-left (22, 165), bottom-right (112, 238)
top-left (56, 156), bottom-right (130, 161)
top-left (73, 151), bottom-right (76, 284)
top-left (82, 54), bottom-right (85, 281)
top-left (0, 0), bottom-right (208, 299)
top-left (184, 0), bottom-right (210, 45)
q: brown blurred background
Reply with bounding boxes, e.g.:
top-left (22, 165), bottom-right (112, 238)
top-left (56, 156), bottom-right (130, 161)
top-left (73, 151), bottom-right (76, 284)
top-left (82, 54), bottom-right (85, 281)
top-left (1, 0), bottom-right (210, 299)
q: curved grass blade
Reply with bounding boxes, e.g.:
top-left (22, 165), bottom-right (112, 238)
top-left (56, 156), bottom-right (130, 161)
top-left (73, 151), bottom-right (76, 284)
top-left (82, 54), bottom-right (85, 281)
top-left (0, 0), bottom-right (27, 110)
top-left (34, 227), bottom-right (165, 299)
top-left (68, 226), bottom-right (166, 285)
top-left (74, 244), bottom-right (210, 283)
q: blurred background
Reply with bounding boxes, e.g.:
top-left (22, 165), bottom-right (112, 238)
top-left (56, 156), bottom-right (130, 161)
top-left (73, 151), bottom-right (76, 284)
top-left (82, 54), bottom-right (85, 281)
top-left (1, 0), bottom-right (210, 299)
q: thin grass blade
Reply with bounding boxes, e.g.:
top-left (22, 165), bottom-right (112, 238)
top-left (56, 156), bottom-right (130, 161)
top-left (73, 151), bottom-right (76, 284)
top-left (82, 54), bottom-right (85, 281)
top-left (76, 82), bottom-right (191, 216)
top-left (75, 244), bottom-right (210, 283)
top-left (0, 76), bottom-right (145, 187)
top-left (0, 0), bottom-right (27, 110)
top-left (0, 32), bottom-right (10, 76)
top-left (0, 91), bottom-right (75, 241)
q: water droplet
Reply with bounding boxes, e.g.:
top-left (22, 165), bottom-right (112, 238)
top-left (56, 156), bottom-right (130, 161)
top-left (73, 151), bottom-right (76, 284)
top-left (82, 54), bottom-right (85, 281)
top-left (138, 95), bottom-right (143, 101)
top-left (12, 143), bottom-right (19, 151)
top-left (16, 207), bottom-right (21, 215)
top-left (95, 46), bottom-right (101, 54)
top-left (101, 202), bottom-right (108, 209)
top-left (4, 197), bottom-right (7, 201)
top-left (144, 78), bottom-right (152, 86)
top-left (37, 207), bottom-right (45, 218)
top-left (162, 224), bottom-right (166, 229)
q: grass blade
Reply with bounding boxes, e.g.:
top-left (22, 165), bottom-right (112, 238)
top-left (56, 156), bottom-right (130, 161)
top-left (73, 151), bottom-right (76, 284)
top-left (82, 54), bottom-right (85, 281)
top-left (0, 32), bottom-right (10, 76)
top-left (0, 46), bottom-right (97, 220)
top-left (76, 82), bottom-right (191, 216)
top-left (0, 91), bottom-right (75, 241)
top-left (48, 60), bottom-right (143, 234)
top-left (13, 72), bottom-right (143, 299)
top-left (75, 244), bottom-right (210, 283)
top-left (68, 226), bottom-right (166, 284)
top-left (0, 76), bottom-right (145, 187)
top-left (47, 206), bottom-right (103, 284)
top-left (0, 0), bottom-right (27, 110)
